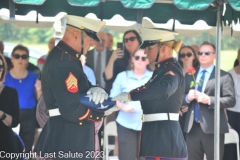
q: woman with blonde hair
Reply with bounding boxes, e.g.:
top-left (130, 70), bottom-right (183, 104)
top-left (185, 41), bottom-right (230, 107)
top-left (112, 28), bottom-right (188, 160)
top-left (110, 49), bottom-right (152, 160)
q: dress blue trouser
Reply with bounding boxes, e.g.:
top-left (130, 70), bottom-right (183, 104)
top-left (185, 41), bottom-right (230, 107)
top-left (145, 157), bottom-right (188, 160)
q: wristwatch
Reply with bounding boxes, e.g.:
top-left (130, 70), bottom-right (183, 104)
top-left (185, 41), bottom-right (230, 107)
top-left (0, 112), bottom-right (7, 120)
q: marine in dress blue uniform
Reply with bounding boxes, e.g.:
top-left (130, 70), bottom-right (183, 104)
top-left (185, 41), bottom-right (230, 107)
top-left (112, 28), bottom-right (188, 160)
top-left (34, 15), bottom-right (109, 160)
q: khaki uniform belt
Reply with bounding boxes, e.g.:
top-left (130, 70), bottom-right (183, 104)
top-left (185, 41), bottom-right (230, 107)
top-left (49, 108), bottom-right (61, 117)
top-left (142, 113), bottom-right (179, 122)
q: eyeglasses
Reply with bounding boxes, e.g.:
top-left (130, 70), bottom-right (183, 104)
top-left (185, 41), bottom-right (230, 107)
top-left (198, 51), bottom-right (214, 56)
top-left (179, 52), bottom-right (193, 58)
top-left (0, 65), bottom-right (4, 71)
top-left (124, 37), bottom-right (137, 43)
top-left (12, 54), bottom-right (29, 60)
top-left (134, 56), bottom-right (147, 61)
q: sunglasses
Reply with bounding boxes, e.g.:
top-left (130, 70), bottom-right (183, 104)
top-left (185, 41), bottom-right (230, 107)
top-left (134, 56), bottom-right (147, 61)
top-left (124, 37), bottom-right (137, 43)
top-left (12, 54), bottom-right (29, 60)
top-left (0, 65), bottom-right (4, 71)
top-left (179, 52), bottom-right (193, 58)
top-left (198, 51), bottom-right (214, 56)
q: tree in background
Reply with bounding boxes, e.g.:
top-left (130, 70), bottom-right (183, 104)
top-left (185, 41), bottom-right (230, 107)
top-left (0, 24), bottom-right (53, 44)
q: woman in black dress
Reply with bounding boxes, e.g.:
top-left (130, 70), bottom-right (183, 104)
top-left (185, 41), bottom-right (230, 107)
top-left (0, 53), bottom-right (20, 159)
top-left (177, 46), bottom-right (199, 140)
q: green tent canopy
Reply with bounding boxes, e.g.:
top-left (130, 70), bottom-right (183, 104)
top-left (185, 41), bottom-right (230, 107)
top-left (0, 0), bottom-right (239, 26)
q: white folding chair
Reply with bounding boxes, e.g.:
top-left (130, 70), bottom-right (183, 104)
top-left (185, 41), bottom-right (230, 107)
top-left (224, 128), bottom-right (240, 160)
top-left (104, 121), bottom-right (118, 160)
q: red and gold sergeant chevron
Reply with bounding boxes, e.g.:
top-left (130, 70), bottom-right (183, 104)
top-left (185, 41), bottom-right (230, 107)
top-left (65, 72), bottom-right (78, 93)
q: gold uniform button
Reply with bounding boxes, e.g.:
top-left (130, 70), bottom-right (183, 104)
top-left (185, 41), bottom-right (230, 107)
top-left (65, 51), bottom-right (67, 54)
top-left (96, 117), bottom-right (99, 120)
top-left (79, 122), bottom-right (82, 125)
top-left (90, 115), bottom-right (92, 118)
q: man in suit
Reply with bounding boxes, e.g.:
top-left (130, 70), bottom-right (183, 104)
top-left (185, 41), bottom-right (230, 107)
top-left (183, 41), bottom-right (236, 160)
top-left (107, 33), bottom-right (114, 51)
top-left (86, 31), bottom-right (113, 88)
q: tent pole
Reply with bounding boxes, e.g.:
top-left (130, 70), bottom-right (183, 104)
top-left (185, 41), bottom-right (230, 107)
top-left (9, 0), bottom-right (15, 20)
top-left (137, 9), bottom-right (143, 27)
top-left (214, 3), bottom-right (222, 160)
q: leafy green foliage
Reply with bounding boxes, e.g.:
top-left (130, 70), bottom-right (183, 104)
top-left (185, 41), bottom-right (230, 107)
top-left (0, 24), bottom-right (53, 44)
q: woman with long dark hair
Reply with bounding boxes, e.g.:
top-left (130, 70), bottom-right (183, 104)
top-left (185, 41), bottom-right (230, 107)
top-left (104, 30), bottom-right (142, 90)
top-left (177, 45), bottom-right (200, 140)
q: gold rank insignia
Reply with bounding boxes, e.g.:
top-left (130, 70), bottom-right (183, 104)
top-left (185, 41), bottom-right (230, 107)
top-left (76, 54), bottom-right (79, 58)
top-left (158, 64), bottom-right (160, 68)
top-left (65, 72), bottom-right (78, 93)
top-left (165, 70), bottom-right (176, 76)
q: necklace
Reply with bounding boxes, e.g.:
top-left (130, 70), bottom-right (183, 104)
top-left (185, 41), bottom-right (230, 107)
top-left (19, 79), bottom-right (22, 83)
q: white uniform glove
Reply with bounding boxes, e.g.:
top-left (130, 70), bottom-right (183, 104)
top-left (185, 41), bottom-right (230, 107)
top-left (104, 106), bottom-right (119, 116)
top-left (111, 92), bottom-right (131, 102)
top-left (87, 87), bottom-right (108, 104)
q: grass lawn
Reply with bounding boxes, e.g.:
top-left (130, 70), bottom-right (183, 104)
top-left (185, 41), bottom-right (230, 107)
top-left (218, 50), bottom-right (237, 72)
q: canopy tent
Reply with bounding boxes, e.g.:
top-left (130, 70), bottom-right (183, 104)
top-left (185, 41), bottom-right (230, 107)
top-left (1, 10), bottom-right (240, 37)
top-left (0, 8), bottom-right (66, 28)
top-left (0, 0), bottom-right (239, 26)
top-left (0, 1), bottom-right (240, 160)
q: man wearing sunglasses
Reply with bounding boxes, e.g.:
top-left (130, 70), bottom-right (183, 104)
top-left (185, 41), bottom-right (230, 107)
top-left (112, 28), bottom-right (188, 160)
top-left (183, 41), bottom-right (235, 160)
top-left (34, 15), bottom-right (110, 160)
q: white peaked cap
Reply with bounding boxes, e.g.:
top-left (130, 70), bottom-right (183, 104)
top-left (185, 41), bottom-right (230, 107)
top-left (64, 15), bottom-right (106, 42)
top-left (139, 28), bottom-right (179, 49)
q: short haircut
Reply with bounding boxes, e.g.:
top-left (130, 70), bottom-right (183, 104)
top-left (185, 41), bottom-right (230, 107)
top-left (0, 53), bottom-right (7, 82)
top-left (200, 41), bottom-right (216, 52)
top-left (11, 45), bottom-right (29, 57)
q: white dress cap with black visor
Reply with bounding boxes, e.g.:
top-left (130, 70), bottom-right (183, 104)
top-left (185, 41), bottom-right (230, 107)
top-left (65, 15), bottom-right (106, 42)
top-left (139, 28), bottom-right (179, 49)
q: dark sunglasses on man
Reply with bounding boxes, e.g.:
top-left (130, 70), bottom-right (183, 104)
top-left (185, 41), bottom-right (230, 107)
top-left (124, 37), bottom-right (137, 43)
top-left (12, 54), bottom-right (29, 60)
top-left (134, 56), bottom-right (147, 61)
top-left (198, 51), bottom-right (214, 56)
top-left (0, 65), bottom-right (4, 71)
top-left (179, 52), bottom-right (193, 58)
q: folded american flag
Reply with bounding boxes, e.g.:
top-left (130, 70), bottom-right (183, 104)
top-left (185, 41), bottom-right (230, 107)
top-left (79, 94), bottom-right (116, 112)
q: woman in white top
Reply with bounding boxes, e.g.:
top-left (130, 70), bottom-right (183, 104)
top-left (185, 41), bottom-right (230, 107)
top-left (225, 49), bottom-right (240, 160)
top-left (110, 49), bottom-right (153, 160)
